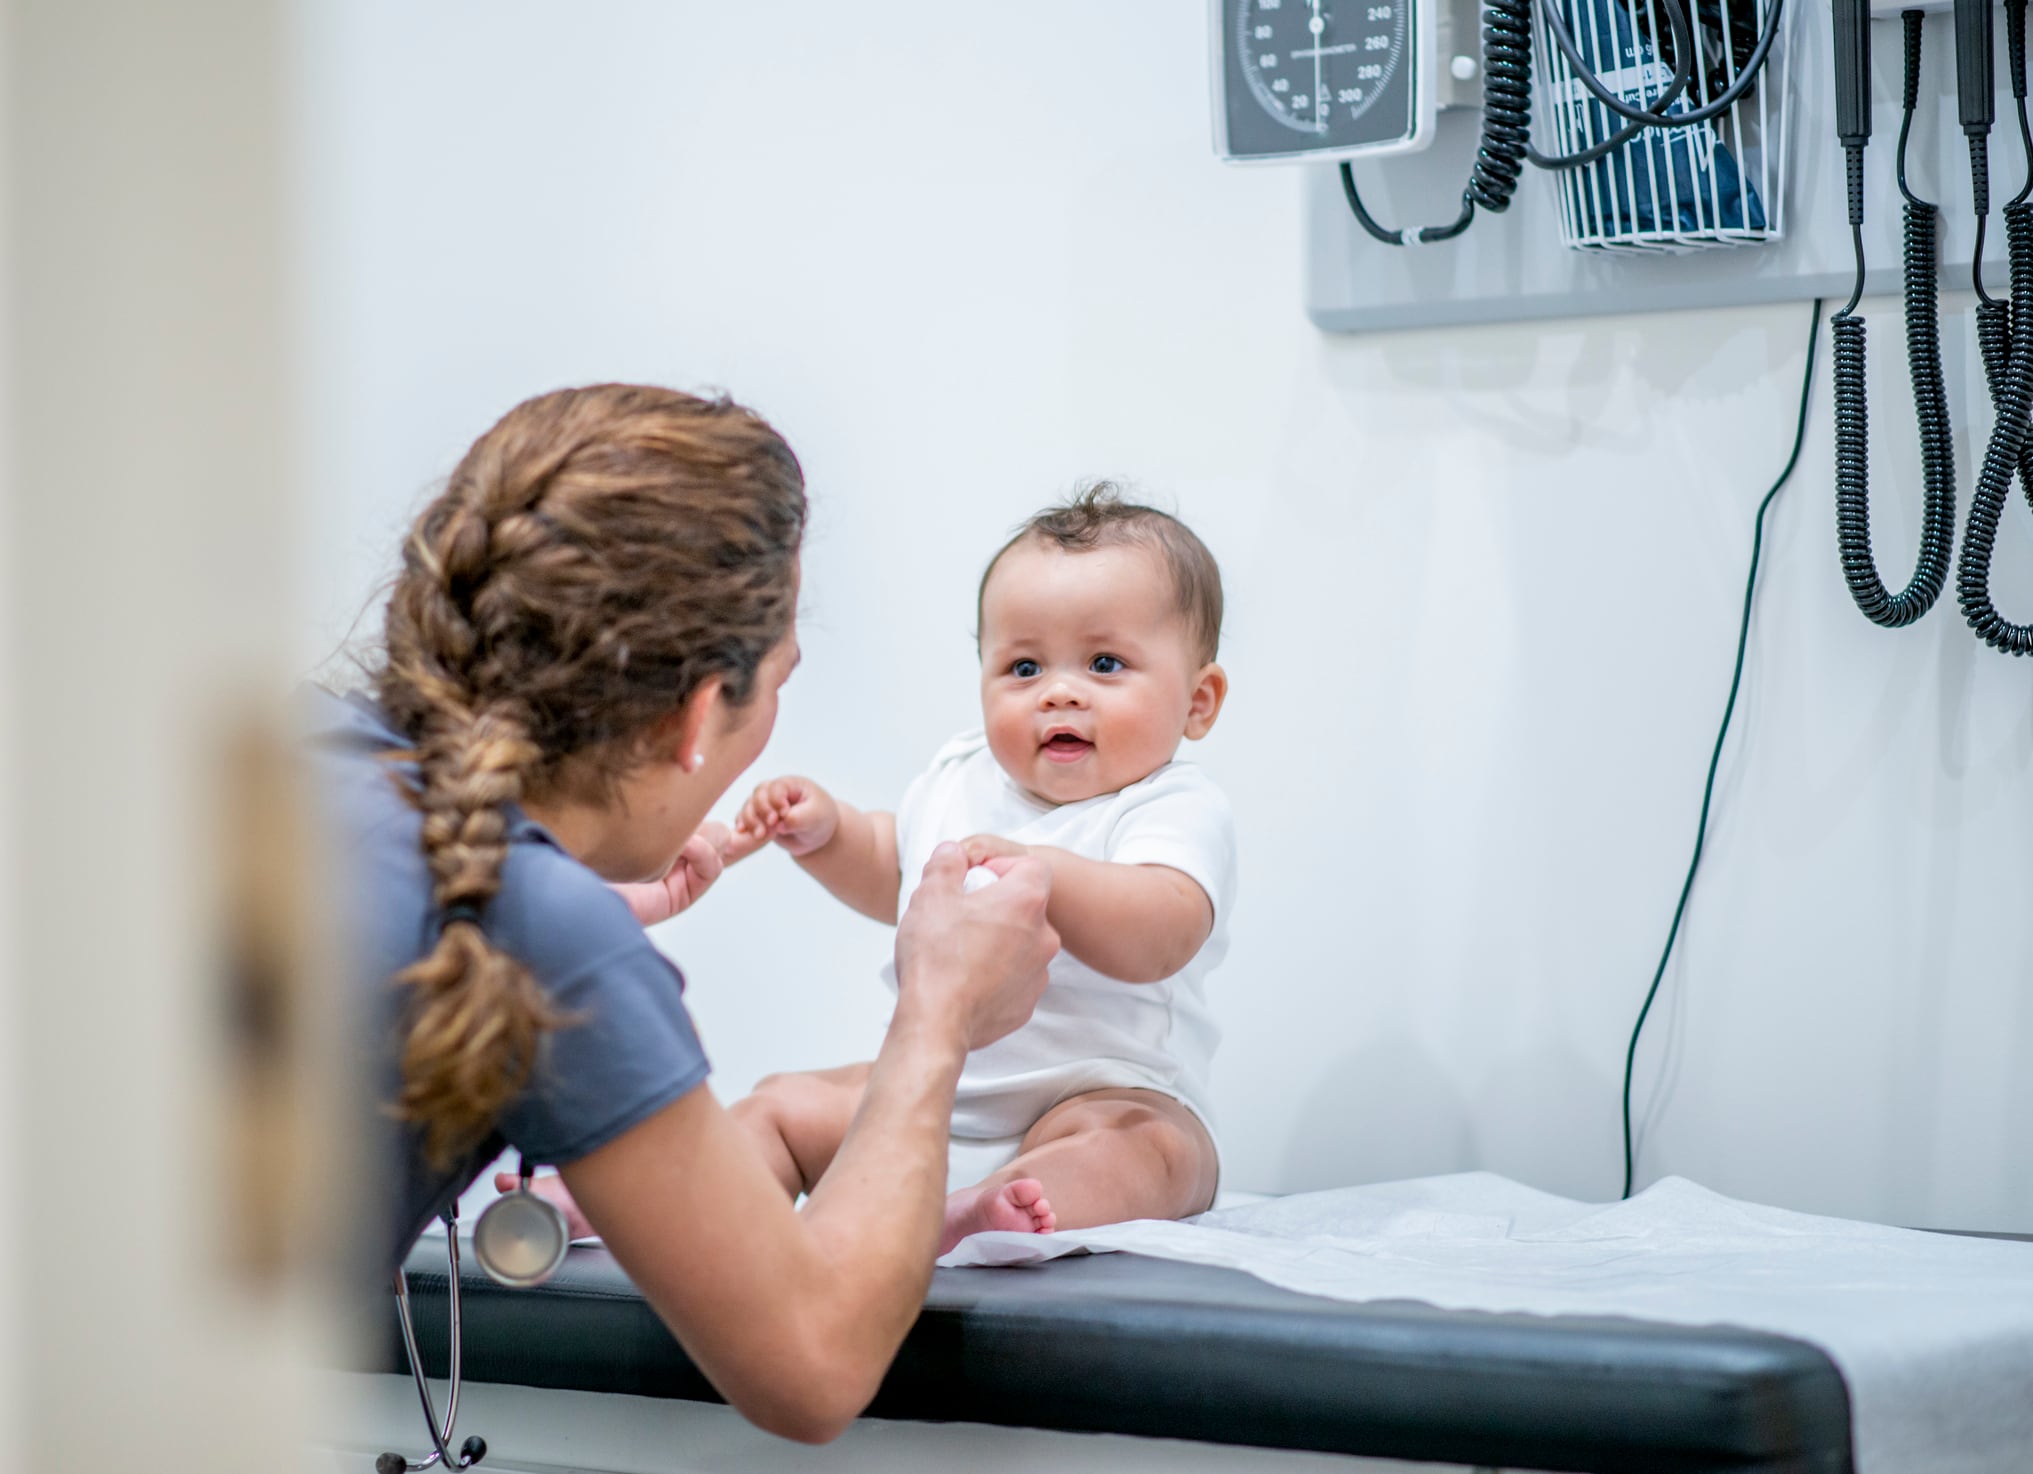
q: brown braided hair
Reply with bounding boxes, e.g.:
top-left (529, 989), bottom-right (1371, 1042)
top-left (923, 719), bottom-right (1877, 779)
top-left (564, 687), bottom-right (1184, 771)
top-left (373, 384), bottom-right (806, 1166)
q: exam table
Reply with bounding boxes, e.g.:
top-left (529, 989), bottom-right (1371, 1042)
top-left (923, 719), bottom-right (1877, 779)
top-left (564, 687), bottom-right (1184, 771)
top-left (351, 1236), bottom-right (1860, 1474)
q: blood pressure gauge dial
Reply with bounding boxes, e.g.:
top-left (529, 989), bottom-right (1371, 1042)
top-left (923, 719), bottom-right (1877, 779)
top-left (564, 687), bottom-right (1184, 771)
top-left (1212, 0), bottom-right (1437, 163)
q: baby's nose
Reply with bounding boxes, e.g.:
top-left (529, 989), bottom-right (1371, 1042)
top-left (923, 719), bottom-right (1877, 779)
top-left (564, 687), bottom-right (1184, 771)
top-left (1039, 679), bottom-right (1083, 708)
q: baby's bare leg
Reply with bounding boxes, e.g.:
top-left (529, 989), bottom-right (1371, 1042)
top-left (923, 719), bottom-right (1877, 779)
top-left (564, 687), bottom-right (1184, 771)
top-left (942, 1088), bottom-right (1217, 1251)
top-left (730, 1061), bottom-right (870, 1197)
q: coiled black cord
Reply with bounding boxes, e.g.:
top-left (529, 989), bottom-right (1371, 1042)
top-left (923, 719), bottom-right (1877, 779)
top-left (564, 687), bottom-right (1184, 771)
top-left (1987, 0), bottom-right (2033, 510)
top-left (1344, 0), bottom-right (1696, 244)
top-left (1971, 223), bottom-right (2033, 510)
top-left (2012, 0), bottom-right (2033, 206)
top-left (1833, 12), bottom-right (1958, 629)
top-left (1958, 199), bottom-right (2033, 653)
top-left (1341, 0), bottom-right (1775, 242)
top-left (1340, 0), bottom-right (1548, 244)
top-left (1959, 0), bottom-right (2033, 654)
top-left (1473, 0), bottom-right (1533, 207)
top-left (1622, 299), bottom-right (1822, 1201)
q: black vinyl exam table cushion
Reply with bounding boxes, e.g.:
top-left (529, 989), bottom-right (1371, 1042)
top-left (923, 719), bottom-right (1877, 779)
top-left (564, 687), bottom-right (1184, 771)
top-left (382, 1238), bottom-right (1854, 1474)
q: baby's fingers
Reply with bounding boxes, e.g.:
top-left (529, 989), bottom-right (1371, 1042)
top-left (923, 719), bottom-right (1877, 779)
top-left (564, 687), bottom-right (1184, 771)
top-left (778, 791), bottom-right (825, 827)
top-left (735, 790), bottom-right (777, 835)
top-left (960, 832), bottom-right (1024, 867)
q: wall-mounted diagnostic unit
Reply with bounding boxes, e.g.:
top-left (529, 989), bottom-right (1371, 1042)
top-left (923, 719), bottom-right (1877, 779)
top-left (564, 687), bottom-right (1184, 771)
top-left (1214, 0), bottom-right (2030, 656)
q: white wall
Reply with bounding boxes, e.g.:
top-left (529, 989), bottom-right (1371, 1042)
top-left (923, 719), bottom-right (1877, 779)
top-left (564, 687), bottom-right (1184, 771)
top-left (292, 1), bottom-right (2033, 1230)
top-left (0, 5), bottom-right (18, 1461)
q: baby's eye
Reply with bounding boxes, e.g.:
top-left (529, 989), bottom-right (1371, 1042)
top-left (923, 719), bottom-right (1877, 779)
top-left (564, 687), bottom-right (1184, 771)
top-left (1010, 658), bottom-right (1041, 679)
top-left (1090, 654), bottom-right (1125, 674)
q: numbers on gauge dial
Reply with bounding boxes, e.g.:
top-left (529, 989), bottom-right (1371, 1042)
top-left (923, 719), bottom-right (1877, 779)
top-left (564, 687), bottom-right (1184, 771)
top-left (1235, 0), bottom-right (1405, 133)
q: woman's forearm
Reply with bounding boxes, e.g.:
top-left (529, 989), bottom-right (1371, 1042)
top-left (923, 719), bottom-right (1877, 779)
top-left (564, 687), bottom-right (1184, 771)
top-left (795, 804), bottom-right (900, 923)
top-left (559, 998), bottom-right (969, 1443)
top-left (793, 994), bottom-right (968, 1334)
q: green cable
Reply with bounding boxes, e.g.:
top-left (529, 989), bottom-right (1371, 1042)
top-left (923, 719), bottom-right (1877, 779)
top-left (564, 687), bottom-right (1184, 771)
top-left (1621, 297), bottom-right (1825, 1200)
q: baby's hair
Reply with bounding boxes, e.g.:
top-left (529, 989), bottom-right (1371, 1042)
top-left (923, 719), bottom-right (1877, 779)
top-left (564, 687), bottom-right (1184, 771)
top-left (979, 481), bottom-right (1223, 663)
top-left (373, 383), bottom-right (806, 1167)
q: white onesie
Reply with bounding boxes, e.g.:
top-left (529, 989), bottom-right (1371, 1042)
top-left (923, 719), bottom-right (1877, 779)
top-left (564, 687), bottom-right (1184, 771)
top-left (884, 730), bottom-right (1237, 1187)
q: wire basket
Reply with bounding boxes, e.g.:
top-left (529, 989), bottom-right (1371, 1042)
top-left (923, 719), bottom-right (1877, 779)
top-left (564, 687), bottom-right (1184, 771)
top-left (1535, 0), bottom-right (1791, 251)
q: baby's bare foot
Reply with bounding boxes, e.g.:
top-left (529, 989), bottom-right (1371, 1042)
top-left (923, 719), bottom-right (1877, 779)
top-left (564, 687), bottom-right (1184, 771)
top-left (939, 1177), bottom-right (1056, 1255)
top-left (494, 1170), bottom-right (596, 1241)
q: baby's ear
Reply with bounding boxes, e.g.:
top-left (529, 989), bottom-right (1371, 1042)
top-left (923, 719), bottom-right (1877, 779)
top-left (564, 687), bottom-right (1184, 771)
top-left (1183, 663), bottom-right (1228, 741)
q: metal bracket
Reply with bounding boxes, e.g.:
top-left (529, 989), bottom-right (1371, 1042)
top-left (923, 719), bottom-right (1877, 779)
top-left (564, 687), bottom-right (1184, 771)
top-left (1436, 0), bottom-right (1487, 109)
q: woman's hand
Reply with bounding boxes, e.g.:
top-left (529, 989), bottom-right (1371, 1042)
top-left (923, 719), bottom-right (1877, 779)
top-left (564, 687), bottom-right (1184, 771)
top-left (727, 775), bottom-right (840, 861)
top-left (611, 822), bottom-right (732, 927)
top-left (893, 843), bottom-right (1057, 1050)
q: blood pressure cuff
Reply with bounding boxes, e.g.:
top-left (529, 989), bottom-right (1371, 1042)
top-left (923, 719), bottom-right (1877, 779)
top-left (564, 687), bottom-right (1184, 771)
top-left (384, 1239), bottom-right (1854, 1472)
top-left (1547, 0), bottom-right (1768, 237)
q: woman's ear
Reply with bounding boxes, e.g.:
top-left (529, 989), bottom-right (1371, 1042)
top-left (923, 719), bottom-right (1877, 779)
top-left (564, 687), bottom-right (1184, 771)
top-left (668, 676), bottom-right (727, 772)
top-left (1183, 663), bottom-right (1228, 741)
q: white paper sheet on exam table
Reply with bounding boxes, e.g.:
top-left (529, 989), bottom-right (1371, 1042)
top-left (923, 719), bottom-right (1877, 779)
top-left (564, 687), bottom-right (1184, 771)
top-left (941, 1173), bottom-right (2033, 1474)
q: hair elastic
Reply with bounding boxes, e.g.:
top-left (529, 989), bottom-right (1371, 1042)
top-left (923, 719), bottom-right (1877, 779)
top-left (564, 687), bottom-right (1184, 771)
top-left (438, 900), bottom-right (486, 934)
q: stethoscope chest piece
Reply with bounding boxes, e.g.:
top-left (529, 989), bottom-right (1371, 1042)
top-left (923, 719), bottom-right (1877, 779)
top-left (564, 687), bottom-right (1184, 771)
top-left (471, 1158), bottom-right (569, 1288)
top-left (384, 1156), bottom-right (569, 1471)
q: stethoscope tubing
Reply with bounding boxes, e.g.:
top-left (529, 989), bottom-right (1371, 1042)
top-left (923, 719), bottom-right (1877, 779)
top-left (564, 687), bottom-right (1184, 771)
top-left (390, 1219), bottom-right (477, 1472)
top-left (385, 1155), bottom-right (568, 1471)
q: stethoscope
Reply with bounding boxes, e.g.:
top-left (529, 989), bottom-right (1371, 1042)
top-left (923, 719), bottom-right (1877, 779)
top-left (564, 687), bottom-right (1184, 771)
top-left (377, 1155), bottom-right (572, 1473)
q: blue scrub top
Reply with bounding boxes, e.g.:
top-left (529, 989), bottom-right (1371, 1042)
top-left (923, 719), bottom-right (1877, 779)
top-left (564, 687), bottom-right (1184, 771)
top-left (302, 688), bottom-right (711, 1271)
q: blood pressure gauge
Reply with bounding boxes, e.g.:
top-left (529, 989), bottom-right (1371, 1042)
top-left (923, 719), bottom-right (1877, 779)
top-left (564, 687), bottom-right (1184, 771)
top-left (1211, 0), bottom-right (1438, 162)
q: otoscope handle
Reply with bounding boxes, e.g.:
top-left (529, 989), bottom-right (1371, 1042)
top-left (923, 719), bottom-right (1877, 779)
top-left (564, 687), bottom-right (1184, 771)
top-left (1834, 0), bottom-right (1874, 144)
top-left (1906, 9), bottom-right (1926, 112)
top-left (1958, 0), bottom-right (1997, 132)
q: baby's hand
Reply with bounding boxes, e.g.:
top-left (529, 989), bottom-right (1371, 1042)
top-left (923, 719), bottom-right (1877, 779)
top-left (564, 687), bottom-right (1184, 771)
top-left (727, 775), bottom-right (840, 861)
top-left (612, 821), bottom-right (732, 926)
top-left (960, 833), bottom-right (1032, 869)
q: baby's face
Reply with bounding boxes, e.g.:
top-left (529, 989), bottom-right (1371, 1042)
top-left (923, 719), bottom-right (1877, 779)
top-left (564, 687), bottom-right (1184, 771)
top-left (978, 540), bottom-right (1215, 805)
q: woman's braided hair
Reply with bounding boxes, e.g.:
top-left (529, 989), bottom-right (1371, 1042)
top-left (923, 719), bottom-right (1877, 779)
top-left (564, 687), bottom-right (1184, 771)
top-left (374, 384), bottom-right (806, 1166)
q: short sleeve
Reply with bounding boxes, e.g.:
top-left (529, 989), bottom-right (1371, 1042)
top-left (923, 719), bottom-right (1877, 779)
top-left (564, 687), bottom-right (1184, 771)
top-left (310, 683), bottom-right (719, 1266)
top-left (1104, 766), bottom-right (1238, 926)
top-left (495, 937), bottom-right (711, 1164)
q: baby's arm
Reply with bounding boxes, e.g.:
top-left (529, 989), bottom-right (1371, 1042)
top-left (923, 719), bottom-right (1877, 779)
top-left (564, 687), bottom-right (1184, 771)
top-left (731, 776), bottom-right (902, 925)
top-left (961, 837), bottom-right (1210, 984)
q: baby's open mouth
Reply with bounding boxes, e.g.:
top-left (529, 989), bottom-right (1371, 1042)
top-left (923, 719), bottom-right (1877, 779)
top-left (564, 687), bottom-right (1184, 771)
top-left (1042, 731), bottom-right (1093, 762)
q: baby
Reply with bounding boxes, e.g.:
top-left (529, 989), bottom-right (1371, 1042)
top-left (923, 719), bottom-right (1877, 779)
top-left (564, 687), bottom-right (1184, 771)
top-left (728, 483), bottom-right (1236, 1253)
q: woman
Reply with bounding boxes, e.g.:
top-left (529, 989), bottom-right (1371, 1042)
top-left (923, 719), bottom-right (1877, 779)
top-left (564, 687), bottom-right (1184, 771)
top-left (306, 384), bottom-right (1059, 1443)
